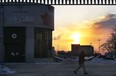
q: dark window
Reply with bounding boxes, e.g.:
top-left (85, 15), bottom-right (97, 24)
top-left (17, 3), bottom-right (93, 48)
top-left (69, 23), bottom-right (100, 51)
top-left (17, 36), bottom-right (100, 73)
top-left (34, 28), bottom-right (52, 58)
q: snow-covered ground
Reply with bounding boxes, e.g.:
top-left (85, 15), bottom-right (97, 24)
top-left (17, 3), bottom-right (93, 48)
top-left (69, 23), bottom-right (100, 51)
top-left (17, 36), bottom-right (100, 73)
top-left (0, 65), bottom-right (16, 74)
top-left (72, 56), bottom-right (116, 64)
top-left (91, 58), bottom-right (116, 64)
top-left (0, 57), bottom-right (115, 75)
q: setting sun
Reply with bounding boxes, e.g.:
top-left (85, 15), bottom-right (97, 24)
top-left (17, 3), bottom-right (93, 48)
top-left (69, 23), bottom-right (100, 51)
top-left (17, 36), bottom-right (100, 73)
top-left (71, 32), bottom-right (80, 44)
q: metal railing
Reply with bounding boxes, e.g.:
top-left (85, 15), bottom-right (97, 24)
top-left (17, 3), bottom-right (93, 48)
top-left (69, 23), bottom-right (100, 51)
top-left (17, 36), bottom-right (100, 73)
top-left (0, 0), bottom-right (116, 5)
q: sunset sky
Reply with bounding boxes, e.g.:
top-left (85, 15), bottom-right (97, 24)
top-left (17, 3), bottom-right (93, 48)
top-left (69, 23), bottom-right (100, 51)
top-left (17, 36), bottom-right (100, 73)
top-left (52, 5), bottom-right (116, 54)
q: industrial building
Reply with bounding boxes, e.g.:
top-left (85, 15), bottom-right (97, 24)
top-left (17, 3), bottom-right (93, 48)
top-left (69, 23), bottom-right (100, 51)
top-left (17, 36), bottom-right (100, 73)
top-left (71, 44), bottom-right (94, 56)
top-left (71, 44), bottom-right (80, 56)
top-left (0, 1), bottom-right (54, 62)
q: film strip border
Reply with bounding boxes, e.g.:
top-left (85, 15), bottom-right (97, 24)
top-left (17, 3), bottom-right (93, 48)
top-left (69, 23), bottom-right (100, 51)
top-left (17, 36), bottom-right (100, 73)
top-left (0, 0), bottom-right (116, 5)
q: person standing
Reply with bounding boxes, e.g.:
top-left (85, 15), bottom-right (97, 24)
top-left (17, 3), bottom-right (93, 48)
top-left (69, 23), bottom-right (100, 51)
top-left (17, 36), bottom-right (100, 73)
top-left (73, 50), bottom-right (88, 74)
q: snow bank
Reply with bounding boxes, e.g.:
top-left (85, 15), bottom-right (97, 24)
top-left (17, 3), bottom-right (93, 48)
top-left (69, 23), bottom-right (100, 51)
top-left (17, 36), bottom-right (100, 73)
top-left (0, 65), bottom-right (16, 74)
top-left (91, 58), bottom-right (116, 64)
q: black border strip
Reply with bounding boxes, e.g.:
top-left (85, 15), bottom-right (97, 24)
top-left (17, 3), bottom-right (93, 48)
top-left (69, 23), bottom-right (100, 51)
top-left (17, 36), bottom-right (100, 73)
top-left (0, 0), bottom-right (116, 5)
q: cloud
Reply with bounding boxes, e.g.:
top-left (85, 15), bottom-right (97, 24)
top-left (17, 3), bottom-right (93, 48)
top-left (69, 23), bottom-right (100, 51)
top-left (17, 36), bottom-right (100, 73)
top-left (93, 14), bottom-right (116, 29)
top-left (105, 14), bottom-right (116, 19)
top-left (87, 13), bottom-right (116, 37)
top-left (65, 14), bottom-right (116, 33)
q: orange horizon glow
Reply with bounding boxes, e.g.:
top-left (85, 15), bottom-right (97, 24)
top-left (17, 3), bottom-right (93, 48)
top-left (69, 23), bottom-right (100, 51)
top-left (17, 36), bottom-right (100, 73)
top-left (53, 6), bottom-right (116, 54)
top-left (53, 21), bottom-right (111, 53)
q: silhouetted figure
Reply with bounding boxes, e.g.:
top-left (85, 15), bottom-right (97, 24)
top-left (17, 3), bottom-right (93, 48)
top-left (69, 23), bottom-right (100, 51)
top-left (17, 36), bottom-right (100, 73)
top-left (73, 50), bottom-right (88, 74)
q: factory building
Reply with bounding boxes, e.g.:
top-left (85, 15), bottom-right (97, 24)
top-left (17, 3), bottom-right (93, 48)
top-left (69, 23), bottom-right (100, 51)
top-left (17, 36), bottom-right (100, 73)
top-left (71, 44), bottom-right (94, 56)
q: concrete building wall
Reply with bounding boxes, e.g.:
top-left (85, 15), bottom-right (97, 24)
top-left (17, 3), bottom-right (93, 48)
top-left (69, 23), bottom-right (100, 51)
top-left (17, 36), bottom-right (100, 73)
top-left (25, 26), bottom-right (34, 63)
top-left (0, 7), bottom-right (3, 63)
top-left (0, 26), bottom-right (3, 63)
top-left (0, 3), bottom-right (54, 62)
top-left (4, 5), bottom-right (54, 29)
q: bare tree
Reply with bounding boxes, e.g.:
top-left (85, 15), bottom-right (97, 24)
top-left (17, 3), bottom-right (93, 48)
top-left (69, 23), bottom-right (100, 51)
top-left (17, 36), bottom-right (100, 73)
top-left (100, 26), bottom-right (116, 56)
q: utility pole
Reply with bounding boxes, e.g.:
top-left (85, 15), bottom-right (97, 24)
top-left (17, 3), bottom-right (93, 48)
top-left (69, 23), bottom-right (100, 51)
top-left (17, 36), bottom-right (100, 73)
top-left (98, 39), bottom-right (101, 54)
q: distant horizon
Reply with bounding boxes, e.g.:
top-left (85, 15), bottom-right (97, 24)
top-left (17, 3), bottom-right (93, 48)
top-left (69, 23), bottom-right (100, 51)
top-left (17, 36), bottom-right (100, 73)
top-left (52, 5), bottom-right (116, 54)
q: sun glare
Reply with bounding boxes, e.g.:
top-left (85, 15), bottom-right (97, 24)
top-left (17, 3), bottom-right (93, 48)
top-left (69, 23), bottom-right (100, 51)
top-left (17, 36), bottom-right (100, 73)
top-left (71, 32), bottom-right (80, 44)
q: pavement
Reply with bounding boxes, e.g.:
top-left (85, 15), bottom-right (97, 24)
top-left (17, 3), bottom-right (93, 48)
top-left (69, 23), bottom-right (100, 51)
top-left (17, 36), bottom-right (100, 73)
top-left (0, 60), bottom-right (116, 76)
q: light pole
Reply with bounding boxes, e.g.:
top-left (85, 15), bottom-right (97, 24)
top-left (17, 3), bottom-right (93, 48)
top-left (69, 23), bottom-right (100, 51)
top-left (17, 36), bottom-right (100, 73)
top-left (98, 39), bottom-right (101, 54)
